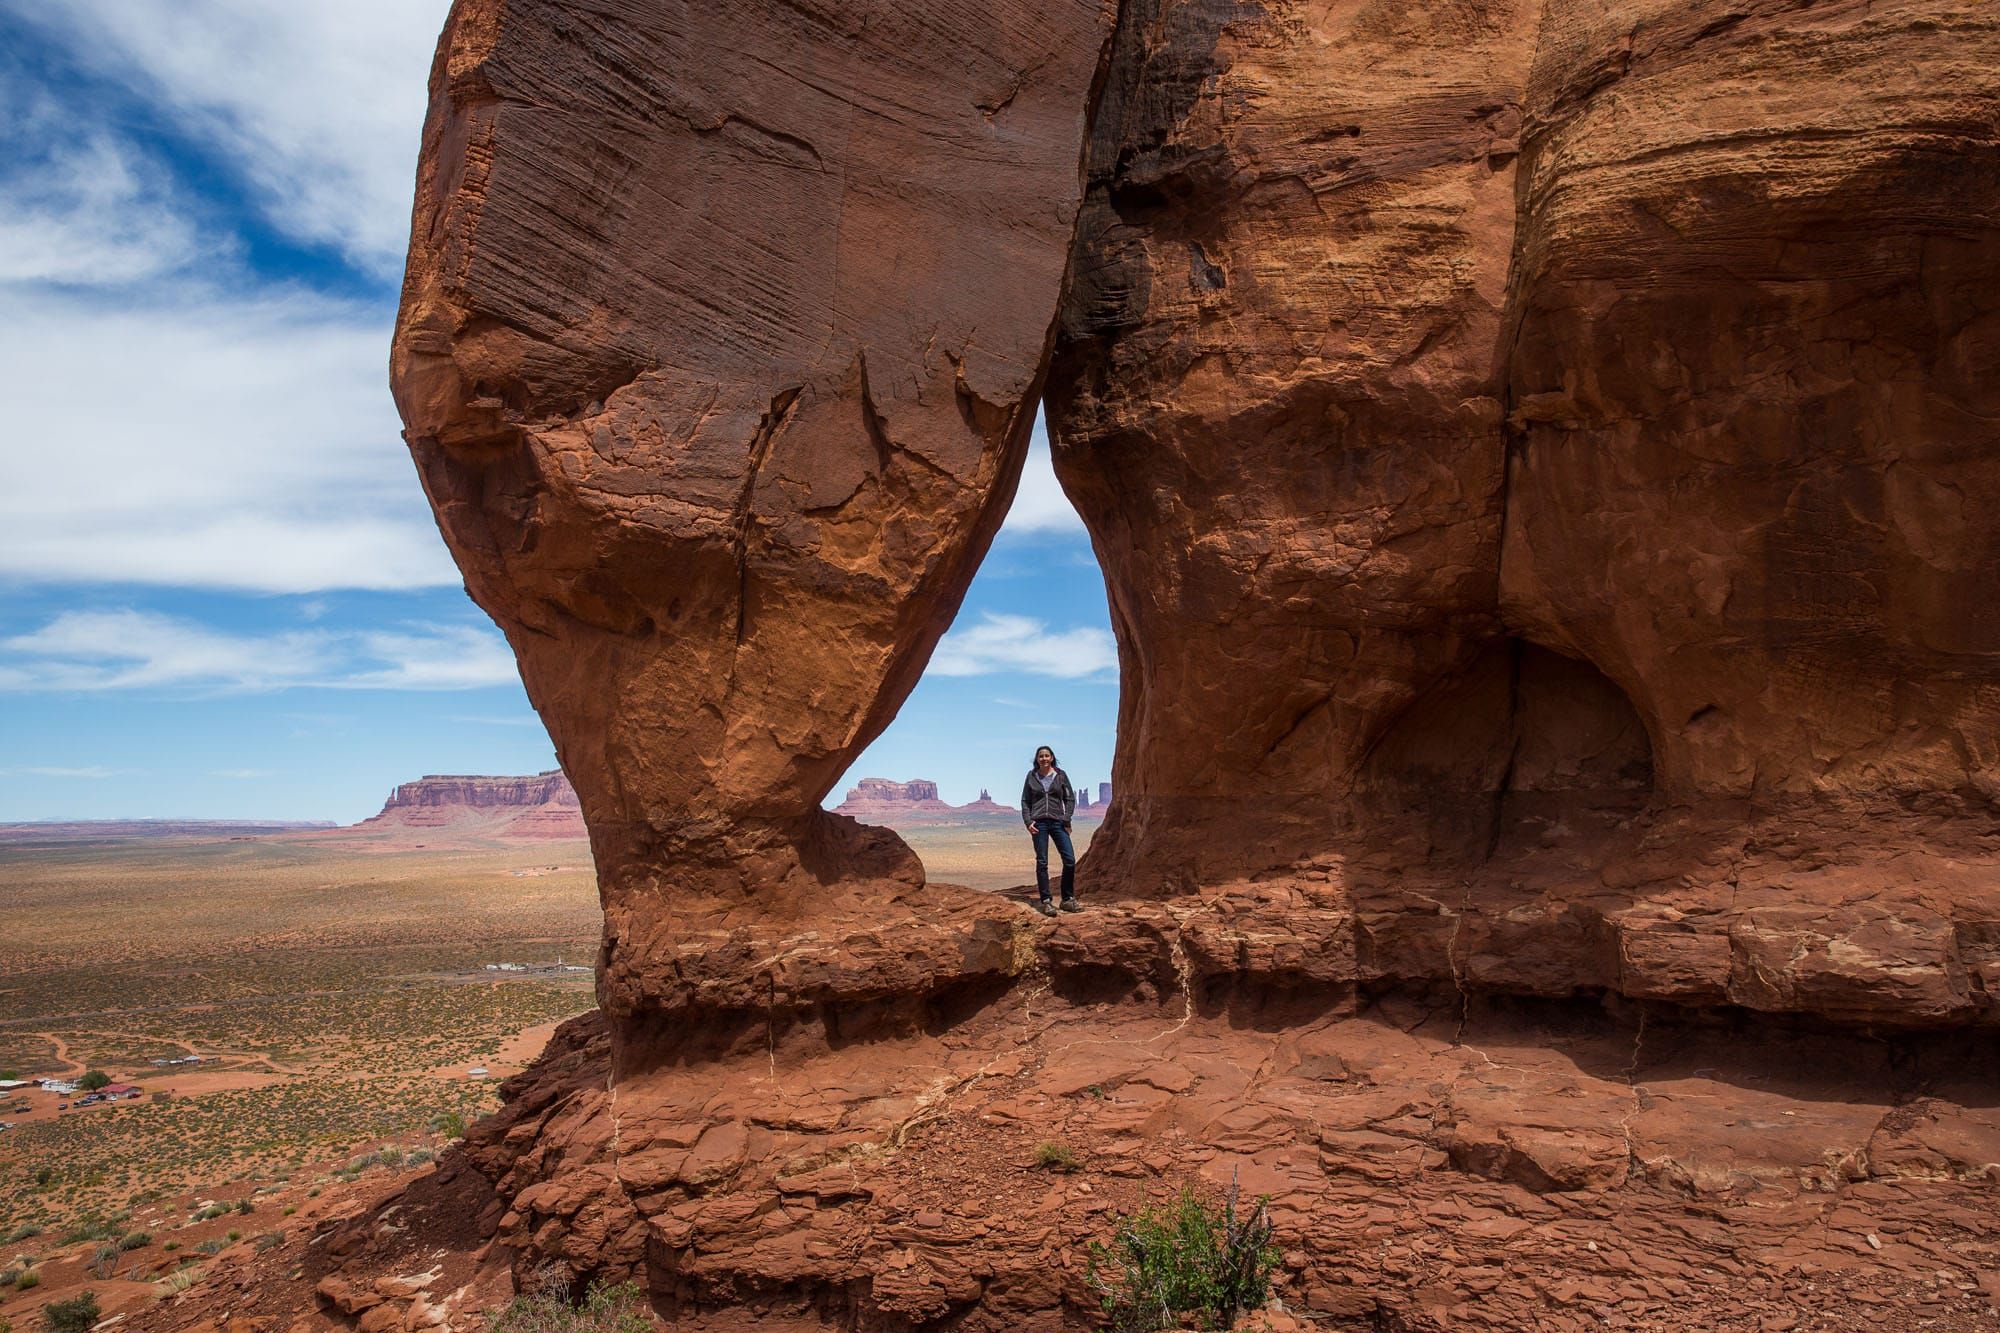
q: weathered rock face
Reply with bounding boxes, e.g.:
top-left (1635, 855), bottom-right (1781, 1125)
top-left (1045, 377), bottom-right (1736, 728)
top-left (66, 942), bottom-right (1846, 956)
top-left (393, 0), bottom-right (1121, 1044)
top-left (1051, 0), bottom-right (2000, 892)
top-left (1500, 0), bottom-right (2000, 800)
top-left (1049, 0), bottom-right (1542, 891)
top-left (377, 1), bottom-right (2000, 1325)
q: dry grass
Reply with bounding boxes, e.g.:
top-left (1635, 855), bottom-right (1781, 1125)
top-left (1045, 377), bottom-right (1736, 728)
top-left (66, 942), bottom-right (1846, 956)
top-left (0, 837), bottom-right (599, 1237)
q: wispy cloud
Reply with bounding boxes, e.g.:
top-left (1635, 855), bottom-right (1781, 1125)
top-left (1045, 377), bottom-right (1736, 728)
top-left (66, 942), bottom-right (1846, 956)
top-left (13, 0), bottom-right (450, 274)
top-left (930, 613), bottom-right (1115, 679)
top-left (0, 91), bottom-right (221, 286)
top-left (0, 609), bottom-right (518, 692)
top-left (0, 287), bottom-right (458, 592)
top-left (10, 765), bottom-right (132, 779)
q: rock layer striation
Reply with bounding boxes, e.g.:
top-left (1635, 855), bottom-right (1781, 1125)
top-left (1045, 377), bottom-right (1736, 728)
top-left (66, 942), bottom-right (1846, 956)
top-left (381, 0), bottom-right (2000, 1326)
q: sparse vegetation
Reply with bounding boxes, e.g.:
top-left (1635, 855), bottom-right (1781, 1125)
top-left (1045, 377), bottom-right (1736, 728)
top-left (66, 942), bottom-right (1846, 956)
top-left (41, 1293), bottom-right (99, 1333)
top-left (0, 840), bottom-right (596, 1242)
top-left (1086, 1179), bottom-right (1279, 1333)
top-left (13, 1269), bottom-right (39, 1292)
top-left (117, 1230), bottom-right (150, 1250)
top-left (76, 1072), bottom-right (110, 1093)
top-left (1033, 1141), bottom-right (1081, 1173)
top-left (491, 1268), bottom-right (652, 1333)
top-left (254, 1231), bottom-right (284, 1252)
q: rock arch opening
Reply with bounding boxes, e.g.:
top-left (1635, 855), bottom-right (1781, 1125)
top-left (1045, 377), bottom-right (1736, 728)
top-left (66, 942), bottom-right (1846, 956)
top-left (825, 410), bottom-right (1121, 896)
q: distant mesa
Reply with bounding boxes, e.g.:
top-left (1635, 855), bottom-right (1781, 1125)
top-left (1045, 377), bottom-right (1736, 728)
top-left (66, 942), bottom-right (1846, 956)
top-left (832, 777), bottom-right (1103, 825)
top-left (343, 770), bottom-right (587, 843)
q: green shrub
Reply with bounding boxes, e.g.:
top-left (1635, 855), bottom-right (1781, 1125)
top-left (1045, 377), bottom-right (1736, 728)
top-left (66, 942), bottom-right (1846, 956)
top-left (41, 1292), bottom-right (98, 1333)
top-left (194, 1239), bottom-right (225, 1256)
top-left (3, 1225), bottom-right (40, 1243)
top-left (163, 1240), bottom-right (180, 1252)
top-left (89, 1243), bottom-right (119, 1278)
top-left (234, 1198), bottom-right (254, 1215)
top-left (254, 1232), bottom-right (284, 1253)
top-left (191, 1204), bottom-right (231, 1222)
top-left (13, 1269), bottom-right (38, 1291)
top-left (0, 1270), bottom-right (16, 1288)
top-left (226, 1229), bottom-right (242, 1243)
top-left (117, 1231), bottom-right (151, 1251)
top-left (1086, 1179), bottom-right (1279, 1333)
top-left (431, 1111), bottom-right (468, 1140)
top-left (490, 1268), bottom-right (651, 1333)
top-left (77, 1072), bottom-right (111, 1093)
top-left (1033, 1141), bottom-right (1081, 1173)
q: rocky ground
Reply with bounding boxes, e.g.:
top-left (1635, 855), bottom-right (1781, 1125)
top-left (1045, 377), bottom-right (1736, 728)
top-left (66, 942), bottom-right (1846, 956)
top-left (121, 877), bottom-right (2000, 1333)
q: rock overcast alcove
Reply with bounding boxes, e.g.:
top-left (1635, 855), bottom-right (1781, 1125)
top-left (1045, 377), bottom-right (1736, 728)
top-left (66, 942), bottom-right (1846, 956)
top-left (369, 0), bottom-right (2000, 1322)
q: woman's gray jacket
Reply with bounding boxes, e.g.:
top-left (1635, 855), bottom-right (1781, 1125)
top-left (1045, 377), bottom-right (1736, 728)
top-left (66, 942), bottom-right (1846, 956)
top-left (1020, 767), bottom-right (1077, 828)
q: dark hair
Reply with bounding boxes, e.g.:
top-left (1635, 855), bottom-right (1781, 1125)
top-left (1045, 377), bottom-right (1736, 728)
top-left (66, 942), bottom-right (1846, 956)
top-left (1032, 745), bottom-right (1058, 768)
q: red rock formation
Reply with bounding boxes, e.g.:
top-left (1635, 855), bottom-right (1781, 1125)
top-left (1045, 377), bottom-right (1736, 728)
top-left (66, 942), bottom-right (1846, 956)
top-left (347, 770), bottom-right (586, 841)
top-left (392, 0), bottom-right (1122, 1045)
top-left (368, 0), bottom-right (2000, 1326)
top-left (833, 777), bottom-right (950, 815)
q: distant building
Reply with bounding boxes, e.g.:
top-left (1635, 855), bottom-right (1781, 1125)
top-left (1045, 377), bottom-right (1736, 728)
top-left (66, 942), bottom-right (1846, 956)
top-left (99, 1084), bottom-right (141, 1098)
top-left (1098, 782), bottom-right (1112, 806)
top-left (38, 1078), bottom-right (79, 1095)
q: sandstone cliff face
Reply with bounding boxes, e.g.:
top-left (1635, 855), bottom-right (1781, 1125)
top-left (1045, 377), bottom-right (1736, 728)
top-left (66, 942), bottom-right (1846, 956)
top-left (393, 0), bottom-right (1121, 1042)
top-left (1050, 0), bottom-right (1542, 890)
top-left (377, 2), bottom-right (2000, 1326)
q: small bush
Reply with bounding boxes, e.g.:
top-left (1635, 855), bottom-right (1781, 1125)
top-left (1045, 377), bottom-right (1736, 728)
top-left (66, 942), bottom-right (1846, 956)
top-left (490, 1267), bottom-right (651, 1333)
top-left (89, 1243), bottom-right (119, 1278)
top-left (377, 1146), bottom-right (404, 1167)
top-left (118, 1231), bottom-right (151, 1251)
top-left (432, 1110), bottom-right (469, 1140)
top-left (3, 1225), bottom-right (40, 1243)
top-left (0, 1270), bottom-right (16, 1288)
top-left (234, 1198), bottom-right (254, 1215)
top-left (157, 1266), bottom-right (199, 1295)
top-left (407, 1148), bottom-right (435, 1167)
top-left (1033, 1142), bottom-right (1081, 1173)
top-left (191, 1204), bottom-right (230, 1222)
top-left (226, 1229), bottom-right (242, 1242)
top-left (1086, 1177), bottom-right (1279, 1333)
top-left (42, 1292), bottom-right (99, 1333)
top-left (194, 1239), bottom-right (225, 1256)
top-left (163, 1240), bottom-right (180, 1252)
top-left (254, 1232), bottom-right (284, 1253)
top-left (13, 1269), bottom-right (38, 1291)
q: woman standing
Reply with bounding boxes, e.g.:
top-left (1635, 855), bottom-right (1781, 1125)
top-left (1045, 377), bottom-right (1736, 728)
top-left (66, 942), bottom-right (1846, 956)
top-left (1021, 745), bottom-right (1080, 916)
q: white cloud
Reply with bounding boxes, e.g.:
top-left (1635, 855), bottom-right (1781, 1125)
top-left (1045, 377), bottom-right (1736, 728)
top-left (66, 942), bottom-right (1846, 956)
top-left (0, 105), bottom-right (218, 285)
top-left (930, 613), bottom-right (1116, 679)
top-left (0, 609), bottom-right (518, 692)
top-left (10, 765), bottom-right (130, 779)
top-left (14, 0), bottom-right (451, 273)
top-left (997, 411), bottom-right (1087, 537)
top-left (0, 286), bottom-right (460, 592)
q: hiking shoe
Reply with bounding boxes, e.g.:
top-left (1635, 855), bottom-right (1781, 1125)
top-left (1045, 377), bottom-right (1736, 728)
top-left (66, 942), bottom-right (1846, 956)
top-left (1034, 899), bottom-right (1058, 918)
top-left (1059, 898), bottom-right (1083, 913)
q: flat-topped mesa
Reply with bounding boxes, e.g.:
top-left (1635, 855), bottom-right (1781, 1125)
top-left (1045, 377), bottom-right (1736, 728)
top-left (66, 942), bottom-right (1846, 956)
top-left (377, 771), bottom-right (576, 812)
top-left (392, 0), bottom-right (1121, 1050)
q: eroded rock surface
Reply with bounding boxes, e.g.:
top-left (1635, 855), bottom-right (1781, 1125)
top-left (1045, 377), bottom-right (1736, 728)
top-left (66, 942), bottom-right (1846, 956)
top-left (392, 0), bottom-right (1120, 1047)
top-left (365, 0), bottom-right (2000, 1326)
top-left (1051, 0), bottom-right (2000, 900)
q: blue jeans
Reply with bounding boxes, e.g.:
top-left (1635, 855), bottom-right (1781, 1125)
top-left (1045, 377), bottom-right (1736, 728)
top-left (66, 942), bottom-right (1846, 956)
top-left (1031, 820), bottom-right (1075, 902)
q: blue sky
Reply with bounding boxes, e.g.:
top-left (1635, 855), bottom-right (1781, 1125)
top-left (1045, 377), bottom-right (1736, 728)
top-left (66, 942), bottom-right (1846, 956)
top-left (0, 1), bottom-right (1116, 823)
